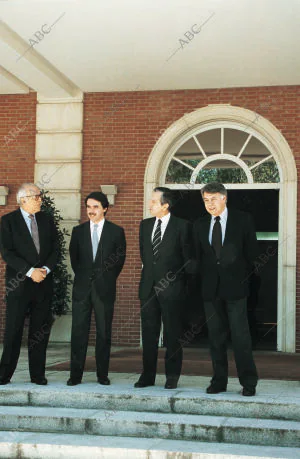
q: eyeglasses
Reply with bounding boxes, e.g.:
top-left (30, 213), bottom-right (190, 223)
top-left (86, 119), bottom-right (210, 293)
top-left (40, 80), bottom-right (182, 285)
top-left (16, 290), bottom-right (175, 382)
top-left (23, 194), bottom-right (42, 201)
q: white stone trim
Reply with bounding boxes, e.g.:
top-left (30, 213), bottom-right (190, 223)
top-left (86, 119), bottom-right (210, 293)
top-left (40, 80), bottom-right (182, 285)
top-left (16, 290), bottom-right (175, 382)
top-left (36, 103), bottom-right (83, 132)
top-left (144, 104), bottom-right (297, 352)
top-left (35, 94), bottom-right (83, 342)
top-left (0, 186), bottom-right (9, 205)
top-left (190, 153), bottom-right (254, 184)
top-left (0, 20), bottom-right (81, 98)
top-left (0, 65), bottom-right (30, 93)
top-left (167, 183), bottom-right (281, 190)
top-left (37, 95), bottom-right (83, 104)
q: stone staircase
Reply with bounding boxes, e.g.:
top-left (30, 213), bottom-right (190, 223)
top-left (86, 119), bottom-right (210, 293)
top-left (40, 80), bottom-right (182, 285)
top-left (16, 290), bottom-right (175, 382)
top-left (0, 382), bottom-right (299, 458)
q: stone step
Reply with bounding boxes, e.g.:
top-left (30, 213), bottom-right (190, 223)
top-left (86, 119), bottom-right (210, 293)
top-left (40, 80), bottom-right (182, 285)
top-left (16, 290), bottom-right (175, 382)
top-left (0, 405), bottom-right (299, 447)
top-left (0, 431), bottom-right (299, 459)
top-left (0, 383), bottom-right (299, 421)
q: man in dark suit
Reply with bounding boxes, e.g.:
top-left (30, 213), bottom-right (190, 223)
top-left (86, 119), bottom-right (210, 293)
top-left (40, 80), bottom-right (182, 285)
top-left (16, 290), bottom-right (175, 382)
top-left (0, 183), bottom-right (58, 385)
top-left (193, 182), bottom-right (258, 396)
top-left (135, 187), bottom-right (192, 390)
top-left (67, 191), bottom-right (126, 386)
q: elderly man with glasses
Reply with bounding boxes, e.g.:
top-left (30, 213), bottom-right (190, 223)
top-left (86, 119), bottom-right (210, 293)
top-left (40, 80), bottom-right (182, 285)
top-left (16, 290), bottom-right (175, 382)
top-left (0, 183), bottom-right (58, 385)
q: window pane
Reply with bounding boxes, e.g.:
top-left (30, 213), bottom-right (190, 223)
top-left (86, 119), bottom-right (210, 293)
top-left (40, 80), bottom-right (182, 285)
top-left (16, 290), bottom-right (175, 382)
top-left (224, 128), bottom-right (251, 156)
top-left (240, 136), bottom-right (271, 161)
top-left (165, 126), bottom-right (278, 185)
top-left (176, 138), bottom-right (204, 160)
top-left (195, 129), bottom-right (221, 156)
top-left (247, 159), bottom-right (280, 183)
top-left (165, 160), bottom-right (191, 183)
top-left (196, 160), bottom-right (248, 184)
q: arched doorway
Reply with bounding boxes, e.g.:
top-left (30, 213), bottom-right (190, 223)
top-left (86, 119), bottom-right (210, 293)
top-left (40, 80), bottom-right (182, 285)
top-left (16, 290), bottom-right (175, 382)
top-left (144, 105), bottom-right (297, 352)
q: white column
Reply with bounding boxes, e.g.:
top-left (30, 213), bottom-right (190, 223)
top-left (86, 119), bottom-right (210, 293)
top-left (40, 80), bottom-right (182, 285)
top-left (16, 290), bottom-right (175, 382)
top-left (35, 95), bottom-right (83, 342)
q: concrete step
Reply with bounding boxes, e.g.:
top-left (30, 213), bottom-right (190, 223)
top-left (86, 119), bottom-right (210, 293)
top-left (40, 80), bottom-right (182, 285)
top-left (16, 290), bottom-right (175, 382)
top-left (0, 405), bottom-right (299, 447)
top-left (1, 383), bottom-right (300, 421)
top-left (0, 431), bottom-right (299, 459)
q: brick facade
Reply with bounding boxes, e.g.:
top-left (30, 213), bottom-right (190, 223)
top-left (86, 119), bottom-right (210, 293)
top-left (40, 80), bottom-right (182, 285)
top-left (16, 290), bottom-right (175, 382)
top-left (82, 86), bottom-right (300, 351)
top-left (0, 87), bottom-right (299, 352)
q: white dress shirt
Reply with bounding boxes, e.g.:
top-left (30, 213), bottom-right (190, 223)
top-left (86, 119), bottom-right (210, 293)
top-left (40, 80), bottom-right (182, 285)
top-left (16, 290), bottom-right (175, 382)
top-left (208, 207), bottom-right (228, 245)
top-left (20, 207), bottom-right (50, 277)
top-left (151, 212), bottom-right (171, 241)
top-left (90, 218), bottom-right (105, 243)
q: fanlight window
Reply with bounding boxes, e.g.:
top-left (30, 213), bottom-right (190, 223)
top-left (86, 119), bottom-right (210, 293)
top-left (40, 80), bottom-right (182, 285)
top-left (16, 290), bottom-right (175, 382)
top-left (165, 127), bottom-right (280, 185)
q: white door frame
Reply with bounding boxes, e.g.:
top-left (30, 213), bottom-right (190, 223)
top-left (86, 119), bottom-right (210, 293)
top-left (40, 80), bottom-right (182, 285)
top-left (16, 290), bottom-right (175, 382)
top-left (144, 105), bottom-right (297, 352)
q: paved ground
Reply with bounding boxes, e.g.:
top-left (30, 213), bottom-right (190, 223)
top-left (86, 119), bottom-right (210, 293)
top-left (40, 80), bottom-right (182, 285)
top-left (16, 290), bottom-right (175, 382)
top-left (2, 344), bottom-right (299, 399)
top-left (47, 346), bottom-right (300, 380)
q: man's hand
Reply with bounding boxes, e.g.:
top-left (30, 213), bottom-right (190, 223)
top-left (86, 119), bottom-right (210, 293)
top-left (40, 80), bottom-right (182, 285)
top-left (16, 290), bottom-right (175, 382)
top-left (31, 268), bottom-right (47, 283)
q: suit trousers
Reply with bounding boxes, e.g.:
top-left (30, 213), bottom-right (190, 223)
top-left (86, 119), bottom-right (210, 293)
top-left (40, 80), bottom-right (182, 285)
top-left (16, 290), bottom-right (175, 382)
top-left (70, 282), bottom-right (114, 381)
top-left (0, 280), bottom-right (52, 381)
top-left (140, 289), bottom-right (183, 383)
top-left (204, 297), bottom-right (258, 390)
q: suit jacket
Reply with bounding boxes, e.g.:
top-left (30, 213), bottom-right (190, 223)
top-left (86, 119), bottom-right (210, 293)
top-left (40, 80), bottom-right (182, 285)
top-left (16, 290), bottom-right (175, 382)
top-left (69, 220), bottom-right (126, 303)
top-left (139, 215), bottom-right (193, 300)
top-left (0, 209), bottom-right (58, 297)
top-left (193, 208), bottom-right (259, 301)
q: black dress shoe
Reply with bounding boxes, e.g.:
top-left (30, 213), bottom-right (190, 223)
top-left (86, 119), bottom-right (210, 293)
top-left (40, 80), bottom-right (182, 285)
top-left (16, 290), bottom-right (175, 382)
top-left (0, 378), bottom-right (10, 385)
top-left (164, 380), bottom-right (178, 389)
top-left (31, 377), bottom-right (48, 385)
top-left (67, 378), bottom-right (81, 386)
top-left (242, 387), bottom-right (256, 396)
top-left (98, 377), bottom-right (110, 386)
top-left (134, 380), bottom-right (155, 388)
top-left (206, 384), bottom-right (227, 394)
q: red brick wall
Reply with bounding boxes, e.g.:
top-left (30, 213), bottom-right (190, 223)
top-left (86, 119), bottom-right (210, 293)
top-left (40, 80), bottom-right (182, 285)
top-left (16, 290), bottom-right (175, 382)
top-left (0, 88), bottom-right (299, 353)
top-left (82, 86), bottom-right (300, 351)
top-left (0, 93), bottom-right (37, 340)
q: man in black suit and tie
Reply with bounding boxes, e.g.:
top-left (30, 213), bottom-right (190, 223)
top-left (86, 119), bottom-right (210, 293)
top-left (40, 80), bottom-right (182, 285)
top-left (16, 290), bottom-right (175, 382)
top-left (193, 182), bottom-right (258, 396)
top-left (0, 183), bottom-right (58, 385)
top-left (135, 187), bottom-right (192, 390)
top-left (67, 191), bottom-right (126, 386)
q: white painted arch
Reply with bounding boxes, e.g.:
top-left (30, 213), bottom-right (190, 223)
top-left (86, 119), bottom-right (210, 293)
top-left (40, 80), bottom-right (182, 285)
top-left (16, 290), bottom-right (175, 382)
top-left (144, 104), bottom-right (297, 352)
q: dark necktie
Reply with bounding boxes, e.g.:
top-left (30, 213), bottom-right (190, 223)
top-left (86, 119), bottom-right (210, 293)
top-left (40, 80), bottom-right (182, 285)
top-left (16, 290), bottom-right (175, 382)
top-left (212, 216), bottom-right (222, 260)
top-left (152, 219), bottom-right (162, 259)
top-left (29, 214), bottom-right (40, 254)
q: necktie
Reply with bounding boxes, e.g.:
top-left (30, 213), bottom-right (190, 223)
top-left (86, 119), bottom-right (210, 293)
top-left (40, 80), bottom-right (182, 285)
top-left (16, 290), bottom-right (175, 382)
top-left (29, 214), bottom-right (40, 254)
top-left (212, 216), bottom-right (222, 260)
top-left (92, 224), bottom-right (99, 260)
top-left (152, 219), bottom-right (162, 259)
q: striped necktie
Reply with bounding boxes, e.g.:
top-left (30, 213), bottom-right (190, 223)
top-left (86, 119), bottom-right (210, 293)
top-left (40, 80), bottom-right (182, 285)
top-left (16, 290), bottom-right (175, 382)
top-left (29, 214), bottom-right (40, 254)
top-left (152, 219), bottom-right (162, 259)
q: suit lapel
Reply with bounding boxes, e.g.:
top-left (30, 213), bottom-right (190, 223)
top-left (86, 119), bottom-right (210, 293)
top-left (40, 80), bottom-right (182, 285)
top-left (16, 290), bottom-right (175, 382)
top-left (83, 221), bottom-right (94, 263)
top-left (223, 208), bottom-right (234, 247)
top-left (145, 218), bottom-right (155, 261)
top-left (159, 214), bottom-right (175, 253)
top-left (201, 214), bottom-right (213, 250)
top-left (16, 209), bottom-right (39, 255)
top-left (146, 218), bottom-right (155, 244)
top-left (96, 220), bottom-right (110, 262)
top-left (35, 212), bottom-right (45, 255)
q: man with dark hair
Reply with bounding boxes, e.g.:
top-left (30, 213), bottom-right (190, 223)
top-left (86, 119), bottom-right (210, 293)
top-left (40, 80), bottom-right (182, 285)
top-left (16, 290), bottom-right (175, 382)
top-left (200, 182), bottom-right (228, 199)
top-left (0, 183), bottom-right (58, 385)
top-left (193, 182), bottom-right (258, 396)
top-left (135, 187), bottom-right (192, 389)
top-left (67, 191), bottom-right (126, 386)
top-left (84, 192), bottom-right (109, 211)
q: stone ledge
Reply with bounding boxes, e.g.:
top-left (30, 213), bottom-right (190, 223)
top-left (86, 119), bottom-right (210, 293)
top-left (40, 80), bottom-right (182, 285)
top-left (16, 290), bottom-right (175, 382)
top-left (0, 185), bottom-right (9, 205)
top-left (0, 405), bottom-right (299, 447)
top-left (0, 432), bottom-right (298, 459)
